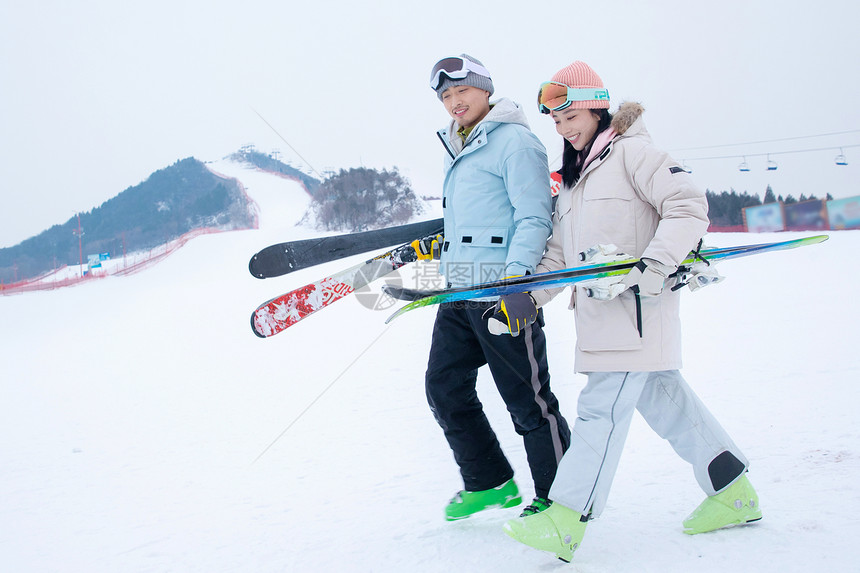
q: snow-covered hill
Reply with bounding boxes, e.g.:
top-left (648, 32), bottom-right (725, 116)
top-left (1, 158), bottom-right (858, 572)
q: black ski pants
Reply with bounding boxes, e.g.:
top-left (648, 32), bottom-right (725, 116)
top-left (425, 301), bottom-right (570, 498)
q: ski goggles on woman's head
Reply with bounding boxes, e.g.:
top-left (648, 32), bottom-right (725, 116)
top-left (430, 56), bottom-right (492, 90)
top-left (537, 81), bottom-right (610, 114)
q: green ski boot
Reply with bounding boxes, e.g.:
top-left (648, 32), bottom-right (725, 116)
top-left (503, 502), bottom-right (587, 563)
top-left (445, 478), bottom-right (522, 521)
top-left (683, 474), bottom-right (762, 534)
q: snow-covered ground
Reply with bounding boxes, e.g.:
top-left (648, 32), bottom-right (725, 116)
top-left (1, 158), bottom-right (858, 572)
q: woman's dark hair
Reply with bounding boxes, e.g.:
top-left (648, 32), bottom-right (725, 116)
top-left (557, 109), bottom-right (613, 188)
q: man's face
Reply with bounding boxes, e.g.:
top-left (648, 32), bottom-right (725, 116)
top-left (441, 85), bottom-right (491, 129)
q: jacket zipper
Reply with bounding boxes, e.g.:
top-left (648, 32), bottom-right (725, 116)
top-left (437, 131), bottom-right (456, 160)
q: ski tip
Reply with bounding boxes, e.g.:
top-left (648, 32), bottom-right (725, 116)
top-left (385, 299), bottom-right (426, 323)
top-left (381, 283), bottom-right (398, 297)
top-left (785, 234), bottom-right (829, 250)
top-left (381, 284), bottom-right (428, 302)
top-left (384, 309), bottom-right (401, 325)
top-left (249, 256), bottom-right (267, 279)
top-left (250, 311), bottom-right (267, 338)
top-left (384, 302), bottom-right (411, 324)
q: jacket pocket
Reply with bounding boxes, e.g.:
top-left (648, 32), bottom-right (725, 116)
top-left (580, 181), bottom-right (636, 255)
top-left (456, 226), bottom-right (509, 248)
top-left (573, 285), bottom-right (643, 352)
top-left (443, 226), bottom-right (510, 285)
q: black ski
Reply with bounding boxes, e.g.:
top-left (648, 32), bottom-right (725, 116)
top-left (249, 218), bottom-right (443, 279)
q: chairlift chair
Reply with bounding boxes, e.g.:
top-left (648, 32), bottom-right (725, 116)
top-left (738, 157), bottom-right (751, 172)
top-left (766, 155), bottom-right (778, 171)
top-left (835, 148), bottom-right (848, 166)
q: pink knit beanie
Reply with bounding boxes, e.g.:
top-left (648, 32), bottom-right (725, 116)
top-left (549, 61), bottom-right (610, 110)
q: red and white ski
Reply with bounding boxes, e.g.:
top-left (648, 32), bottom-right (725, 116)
top-left (250, 244), bottom-right (416, 338)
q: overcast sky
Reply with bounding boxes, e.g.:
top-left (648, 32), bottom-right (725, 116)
top-left (2, 0), bottom-right (858, 248)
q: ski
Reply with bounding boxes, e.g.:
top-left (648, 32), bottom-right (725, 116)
top-left (249, 218), bottom-right (443, 279)
top-left (251, 240), bottom-right (421, 338)
top-left (383, 234), bottom-right (829, 323)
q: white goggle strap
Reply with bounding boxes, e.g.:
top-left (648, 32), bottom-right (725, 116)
top-left (431, 58), bottom-right (492, 89)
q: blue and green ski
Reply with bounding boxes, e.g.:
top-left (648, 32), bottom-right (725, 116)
top-left (382, 234), bottom-right (829, 323)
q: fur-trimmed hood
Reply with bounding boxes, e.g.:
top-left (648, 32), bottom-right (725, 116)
top-left (581, 101), bottom-right (646, 169)
top-left (611, 101), bottom-right (645, 135)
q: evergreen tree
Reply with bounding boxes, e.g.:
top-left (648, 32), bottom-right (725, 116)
top-left (705, 189), bottom-right (761, 226)
top-left (764, 185), bottom-right (777, 203)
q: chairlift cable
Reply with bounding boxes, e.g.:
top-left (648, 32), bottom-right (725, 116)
top-left (669, 129), bottom-right (860, 153)
top-left (684, 143), bottom-right (860, 162)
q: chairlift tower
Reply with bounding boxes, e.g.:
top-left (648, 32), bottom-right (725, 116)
top-left (72, 213), bottom-right (84, 277)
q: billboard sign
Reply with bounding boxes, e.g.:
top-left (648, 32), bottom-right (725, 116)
top-left (826, 196), bottom-right (860, 230)
top-left (784, 200), bottom-right (828, 231)
top-left (744, 203), bottom-right (784, 232)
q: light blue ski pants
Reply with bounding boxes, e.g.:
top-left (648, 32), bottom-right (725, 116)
top-left (548, 370), bottom-right (748, 518)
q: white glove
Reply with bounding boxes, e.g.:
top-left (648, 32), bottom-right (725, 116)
top-left (583, 276), bottom-right (629, 301)
top-left (621, 260), bottom-right (669, 297)
top-left (587, 259), bottom-right (672, 300)
top-left (579, 243), bottom-right (626, 263)
top-left (684, 263), bottom-right (725, 292)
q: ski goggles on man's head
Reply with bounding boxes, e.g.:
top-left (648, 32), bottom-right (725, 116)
top-left (537, 81), bottom-right (610, 114)
top-left (430, 56), bottom-right (492, 90)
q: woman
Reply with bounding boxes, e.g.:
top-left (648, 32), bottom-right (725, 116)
top-left (499, 61), bottom-right (761, 562)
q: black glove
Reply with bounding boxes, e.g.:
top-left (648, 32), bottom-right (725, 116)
top-left (411, 233), bottom-right (443, 260)
top-left (488, 292), bottom-right (537, 336)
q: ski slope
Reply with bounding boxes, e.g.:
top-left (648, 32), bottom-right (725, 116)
top-left (1, 158), bottom-right (859, 572)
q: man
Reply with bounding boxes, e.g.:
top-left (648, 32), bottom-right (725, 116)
top-left (420, 54), bottom-right (570, 521)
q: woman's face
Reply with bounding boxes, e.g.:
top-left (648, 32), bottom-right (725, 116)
top-left (441, 85), bottom-right (491, 129)
top-left (551, 108), bottom-right (601, 151)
